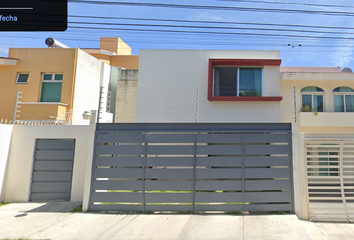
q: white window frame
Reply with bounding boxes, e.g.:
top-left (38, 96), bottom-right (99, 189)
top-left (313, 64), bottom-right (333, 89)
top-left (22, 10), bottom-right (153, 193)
top-left (15, 73), bottom-right (29, 84)
top-left (301, 88), bottom-right (325, 112)
top-left (333, 91), bottom-right (354, 112)
top-left (212, 66), bottom-right (263, 97)
top-left (40, 73), bottom-right (63, 102)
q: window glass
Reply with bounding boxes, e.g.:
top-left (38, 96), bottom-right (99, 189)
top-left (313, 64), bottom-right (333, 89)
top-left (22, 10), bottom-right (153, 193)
top-left (314, 95), bottom-right (324, 112)
top-left (301, 87), bottom-right (324, 92)
top-left (213, 67), bottom-right (237, 96)
top-left (213, 67), bottom-right (262, 97)
top-left (333, 87), bottom-right (354, 92)
top-left (334, 95), bottom-right (344, 112)
top-left (54, 74), bottom-right (63, 81)
top-left (16, 73), bottom-right (29, 83)
top-left (302, 94), bottom-right (312, 109)
top-left (345, 95), bottom-right (354, 112)
top-left (40, 82), bottom-right (62, 102)
top-left (239, 68), bottom-right (262, 96)
top-left (43, 74), bottom-right (52, 81)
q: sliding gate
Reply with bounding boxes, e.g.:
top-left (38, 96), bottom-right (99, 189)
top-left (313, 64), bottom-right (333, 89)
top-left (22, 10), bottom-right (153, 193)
top-left (88, 123), bottom-right (293, 213)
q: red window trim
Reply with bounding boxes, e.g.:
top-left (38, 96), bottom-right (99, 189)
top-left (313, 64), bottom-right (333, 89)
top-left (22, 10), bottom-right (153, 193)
top-left (208, 59), bottom-right (282, 101)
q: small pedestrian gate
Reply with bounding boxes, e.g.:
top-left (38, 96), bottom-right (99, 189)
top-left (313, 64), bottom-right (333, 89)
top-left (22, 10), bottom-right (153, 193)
top-left (88, 123), bottom-right (293, 213)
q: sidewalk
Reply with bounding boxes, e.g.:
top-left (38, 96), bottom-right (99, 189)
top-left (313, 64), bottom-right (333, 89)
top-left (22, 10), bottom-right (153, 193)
top-left (0, 203), bottom-right (352, 240)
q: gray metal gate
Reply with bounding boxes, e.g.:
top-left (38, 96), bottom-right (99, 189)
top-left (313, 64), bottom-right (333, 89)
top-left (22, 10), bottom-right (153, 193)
top-left (30, 139), bottom-right (75, 201)
top-left (89, 123), bottom-right (293, 213)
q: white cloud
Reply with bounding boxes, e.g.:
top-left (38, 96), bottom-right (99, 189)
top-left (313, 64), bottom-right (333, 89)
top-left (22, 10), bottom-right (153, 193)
top-left (331, 46), bottom-right (354, 68)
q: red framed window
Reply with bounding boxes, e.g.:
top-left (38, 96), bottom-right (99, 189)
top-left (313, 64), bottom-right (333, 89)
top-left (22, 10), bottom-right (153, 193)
top-left (208, 59), bottom-right (283, 101)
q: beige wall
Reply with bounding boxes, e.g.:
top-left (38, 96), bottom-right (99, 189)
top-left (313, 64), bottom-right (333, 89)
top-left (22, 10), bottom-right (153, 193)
top-left (100, 37), bottom-right (132, 55)
top-left (2, 125), bottom-right (95, 202)
top-left (89, 54), bottom-right (139, 69)
top-left (0, 48), bottom-right (78, 121)
top-left (0, 124), bottom-right (13, 202)
top-left (115, 69), bottom-right (139, 122)
top-left (280, 74), bottom-right (354, 123)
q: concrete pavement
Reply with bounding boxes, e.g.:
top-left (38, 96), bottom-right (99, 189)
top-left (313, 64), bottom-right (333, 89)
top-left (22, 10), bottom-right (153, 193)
top-left (0, 203), bottom-right (353, 240)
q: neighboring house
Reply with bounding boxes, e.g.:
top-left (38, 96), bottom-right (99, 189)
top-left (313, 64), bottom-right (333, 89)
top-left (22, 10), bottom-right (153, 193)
top-left (280, 66), bottom-right (354, 221)
top-left (0, 37), bottom-right (139, 125)
top-left (136, 50), bottom-right (283, 122)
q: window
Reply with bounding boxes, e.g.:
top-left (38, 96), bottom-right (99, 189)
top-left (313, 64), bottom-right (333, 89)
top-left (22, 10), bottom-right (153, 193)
top-left (333, 87), bottom-right (354, 112)
top-left (301, 86), bottom-right (324, 112)
top-left (16, 73), bottom-right (29, 83)
top-left (207, 59), bottom-right (282, 101)
top-left (213, 67), bottom-right (262, 97)
top-left (40, 73), bottom-right (63, 102)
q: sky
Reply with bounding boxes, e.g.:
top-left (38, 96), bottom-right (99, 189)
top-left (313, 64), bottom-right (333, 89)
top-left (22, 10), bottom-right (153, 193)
top-left (1, 0), bottom-right (354, 68)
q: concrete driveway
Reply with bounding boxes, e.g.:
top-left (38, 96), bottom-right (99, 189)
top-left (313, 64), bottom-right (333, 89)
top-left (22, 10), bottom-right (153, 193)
top-left (0, 202), bottom-right (352, 240)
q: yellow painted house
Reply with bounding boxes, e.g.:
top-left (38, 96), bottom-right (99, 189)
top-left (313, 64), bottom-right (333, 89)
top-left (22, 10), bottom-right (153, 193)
top-left (0, 37), bottom-right (139, 125)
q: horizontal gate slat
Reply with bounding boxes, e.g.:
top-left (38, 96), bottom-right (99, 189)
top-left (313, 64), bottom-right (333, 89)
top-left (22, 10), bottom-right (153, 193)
top-left (34, 161), bottom-right (73, 171)
top-left (145, 180), bottom-right (193, 191)
top-left (146, 157), bottom-right (194, 166)
top-left (145, 205), bottom-right (192, 212)
top-left (245, 180), bottom-right (291, 190)
top-left (145, 193), bottom-right (192, 203)
top-left (147, 146), bottom-right (194, 155)
top-left (31, 182), bottom-right (71, 193)
top-left (148, 134), bottom-right (194, 143)
top-left (196, 169), bottom-right (242, 179)
top-left (145, 169), bottom-right (193, 179)
top-left (90, 204), bottom-right (143, 212)
top-left (245, 157), bottom-right (290, 167)
top-left (194, 204), bottom-right (243, 211)
top-left (97, 133), bottom-right (145, 143)
top-left (35, 150), bottom-right (74, 160)
top-left (245, 168), bottom-right (290, 178)
top-left (197, 134), bottom-right (242, 143)
top-left (195, 192), bottom-right (242, 202)
top-left (92, 192), bottom-right (143, 202)
top-left (244, 134), bottom-right (289, 143)
top-left (197, 145), bottom-right (242, 155)
top-left (245, 145), bottom-right (289, 155)
top-left (32, 172), bottom-right (72, 182)
top-left (96, 145), bottom-right (145, 155)
top-left (95, 157), bottom-right (144, 167)
top-left (30, 193), bottom-right (70, 201)
top-left (196, 180), bottom-right (242, 190)
top-left (244, 204), bottom-right (292, 211)
top-left (196, 157), bottom-right (242, 167)
top-left (36, 140), bottom-right (75, 150)
top-left (95, 169), bottom-right (143, 178)
top-left (245, 192), bottom-right (291, 203)
top-left (93, 180), bottom-right (143, 190)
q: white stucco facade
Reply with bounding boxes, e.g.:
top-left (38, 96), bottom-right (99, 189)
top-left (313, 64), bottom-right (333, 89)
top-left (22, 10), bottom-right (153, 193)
top-left (1, 125), bottom-right (95, 202)
top-left (72, 49), bottom-right (113, 125)
top-left (136, 50), bottom-right (282, 123)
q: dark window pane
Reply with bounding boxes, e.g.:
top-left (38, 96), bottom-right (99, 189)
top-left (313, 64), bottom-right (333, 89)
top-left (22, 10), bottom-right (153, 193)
top-left (17, 74), bottom-right (29, 83)
top-left (314, 95), bottom-right (323, 112)
top-left (334, 95), bottom-right (344, 112)
top-left (54, 74), bottom-right (63, 81)
top-left (40, 82), bottom-right (62, 102)
top-left (333, 87), bottom-right (354, 92)
top-left (302, 95), bottom-right (312, 109)
top-left (43, 74), bottom-right (52, 81)
top-left (301, 86), bottom-right (324, 92)
top-left (239, 68), bottom-right (262, 96)
top-left (345, 95), bottom-right (354, 112)
top-left (213, 67), bottom-right (237, 96)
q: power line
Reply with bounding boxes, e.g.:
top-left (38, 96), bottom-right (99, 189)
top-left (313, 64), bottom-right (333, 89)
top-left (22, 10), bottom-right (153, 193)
top-left (67, 0), bottom-right (354, 17)
top-left (67, 20), bottom-right (354, 36)
top-left (66, 25), bottom-right (354, 41)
